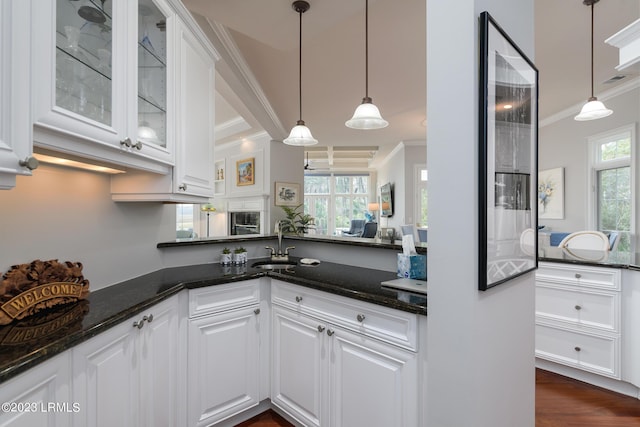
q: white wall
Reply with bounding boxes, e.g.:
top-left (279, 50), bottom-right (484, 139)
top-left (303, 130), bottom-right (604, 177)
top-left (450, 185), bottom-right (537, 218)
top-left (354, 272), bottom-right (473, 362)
top-left (427, 0), bottom-right (535, 426)
top-left (0, 165), bottom-right (175, 291)
top-left (376, 141), bottom-right (426, 234)
top-left (539, 85), bottom-right (640, 242)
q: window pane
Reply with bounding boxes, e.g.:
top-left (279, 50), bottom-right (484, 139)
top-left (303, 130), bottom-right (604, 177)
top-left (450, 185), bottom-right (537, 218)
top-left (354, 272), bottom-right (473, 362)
top-left (304, 176), bottom-right (330, 194)
top-left (598, 166), bottom-right (631, 251)
top-left (352, 176), bottom-right (368, 194)
top-left (599, 137), bottom-right (631, 161)
top-left (335, 196), bottom-right (350, 229)
top-left (335, 177), bottom-right (350, 194)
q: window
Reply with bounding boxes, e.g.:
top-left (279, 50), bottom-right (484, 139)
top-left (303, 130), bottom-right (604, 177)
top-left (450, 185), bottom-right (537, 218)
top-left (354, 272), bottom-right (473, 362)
top-left (588, 125), bottom-right (635, 252)
top-left (415, 166), bottom-right (428, 227)
top-left (304, 174), bottom-right (371, 235)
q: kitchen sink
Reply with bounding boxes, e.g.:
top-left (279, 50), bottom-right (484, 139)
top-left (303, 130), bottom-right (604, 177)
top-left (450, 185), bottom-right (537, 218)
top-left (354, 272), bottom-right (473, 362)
top-left (251, 261), bottom-right (297, 270)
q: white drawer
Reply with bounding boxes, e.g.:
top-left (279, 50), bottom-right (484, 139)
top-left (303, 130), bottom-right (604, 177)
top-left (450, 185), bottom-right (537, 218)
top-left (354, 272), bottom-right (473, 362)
top-left (537, 262), bottom-right (620, 291)
top-left (535, 323), bottom-right (620, 379)
top-left (271, 280), bottom-right (418, 351)
top-left (536, 282), bottom-right (620, 332)
top-left (189, 279), bottom-right (260, 318)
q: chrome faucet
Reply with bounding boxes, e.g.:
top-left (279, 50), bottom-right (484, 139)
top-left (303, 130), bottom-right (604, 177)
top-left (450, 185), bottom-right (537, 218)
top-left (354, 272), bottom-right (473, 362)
top-left (265, 220), bottom-right (295, 261)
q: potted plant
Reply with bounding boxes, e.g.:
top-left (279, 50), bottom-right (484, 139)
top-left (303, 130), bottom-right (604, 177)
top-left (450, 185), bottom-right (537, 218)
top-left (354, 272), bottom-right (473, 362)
top-left (280, 204), bottom-right (315, 236)
top-left (233, 247), bottom-right (247, 264)
top-left (220, 247), bottom-right (232, 265)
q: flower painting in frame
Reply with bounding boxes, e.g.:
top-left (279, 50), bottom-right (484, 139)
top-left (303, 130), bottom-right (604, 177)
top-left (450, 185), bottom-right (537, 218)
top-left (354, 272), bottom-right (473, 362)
top-left (538, 167), bottom-right (564, 219)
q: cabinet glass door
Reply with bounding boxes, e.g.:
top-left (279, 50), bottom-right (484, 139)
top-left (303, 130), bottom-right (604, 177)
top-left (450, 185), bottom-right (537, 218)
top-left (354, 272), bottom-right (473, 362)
top-left (137, 0), bottom-right (167, 149)
top-left (56, 0), bottom-right (113, 126)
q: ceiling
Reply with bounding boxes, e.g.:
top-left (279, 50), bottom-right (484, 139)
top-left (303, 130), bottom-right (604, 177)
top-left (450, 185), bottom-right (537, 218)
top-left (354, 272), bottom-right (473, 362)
top-left (183, 0), bottom-right (640, 170)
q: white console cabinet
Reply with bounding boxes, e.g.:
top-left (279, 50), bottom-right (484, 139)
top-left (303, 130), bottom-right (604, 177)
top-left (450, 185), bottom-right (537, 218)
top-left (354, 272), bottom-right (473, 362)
top-left (271, 280), bottom-right (420, 427)
top-left (72, 295), bottom-right (181, 427)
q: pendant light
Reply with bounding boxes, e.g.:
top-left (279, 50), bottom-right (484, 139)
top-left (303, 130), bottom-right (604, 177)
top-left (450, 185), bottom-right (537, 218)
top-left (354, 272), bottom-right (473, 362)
top-left (346, 0), bottom-right (388, 130)
top-left (574, 0), bottom-right (613, 121)
top-left (283, 1), bottom-right (318, 146)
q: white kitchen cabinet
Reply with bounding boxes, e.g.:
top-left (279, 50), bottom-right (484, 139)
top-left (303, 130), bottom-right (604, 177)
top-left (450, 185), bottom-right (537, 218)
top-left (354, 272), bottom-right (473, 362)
top-left (271, 281), bottom-right (419, 427)
top-left (187, 280), bottom-right (265, 427)
top-left (32, 0), bottom-right (177, 174)
top-left (535, 262), bottom-right (622, 379)
top-left (0, 352), bottom-right (72, 427)
top-left (0, 0), bottom-right (37, 189)
top-left (110, 11), bottom-right (217, 202)
top-left (72, 295), bottom-right (180, 427)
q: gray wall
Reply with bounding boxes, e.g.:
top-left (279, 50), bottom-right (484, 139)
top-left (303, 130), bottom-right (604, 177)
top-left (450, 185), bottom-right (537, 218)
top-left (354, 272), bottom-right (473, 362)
top-left (427, 0), bottom-right (535, 425)
top-left (539, 86), bottom-right (640, 248)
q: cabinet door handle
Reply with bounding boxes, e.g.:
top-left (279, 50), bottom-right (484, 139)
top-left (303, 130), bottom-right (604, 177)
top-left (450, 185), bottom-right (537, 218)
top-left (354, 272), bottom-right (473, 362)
top-left (356, 314), bottom-right (365, 322)
top-left (574, 346), bottom-right (581, 352)
top-left (178, 183), bottom-right (187, 191)
top-left (19, 156), bottom-right (39, 171)
top-left (254, 308), bottom-right (261, 315)
top-left (326, 329), bottom-right (334, 336)
top-left (120, 137), bottom-right (132, 148)
top-left (317, 325), bottom-right (325, 332)
top-left (575, 273), bottom-right (582, 279)
top-left (295, 296), bottom-right (303, 303)
top-left (574, 305), bottom-right (582, 311)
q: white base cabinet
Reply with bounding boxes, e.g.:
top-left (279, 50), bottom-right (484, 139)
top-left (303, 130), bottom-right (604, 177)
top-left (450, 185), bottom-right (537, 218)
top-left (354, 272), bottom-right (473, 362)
top-left (0, 353), bottom-right (72, 427)
top-left (271, 281), bottom-right (419, 427)
top-left (535, 262), bottom-right (623, 379)
top-left (72, 295), bottom-right (181, 427)
top-left (187, 280), bottom-right (265, 427)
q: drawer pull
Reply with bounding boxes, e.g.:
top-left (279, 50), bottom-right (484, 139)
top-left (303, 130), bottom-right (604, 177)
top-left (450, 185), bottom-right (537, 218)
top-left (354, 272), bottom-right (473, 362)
top-left (574, 305), bottom-right (582, 311)
top-left (327, 329), bottom-right (335, 336)
top-left (295, 296), bottom-right (303, 303)
top-left (356, 314), bottom-right (366, 322)
top-left (574, 346), bottom-right (581, 352)
top-left (254, 308), bottom-right (261, 315)
top-left (575, 273), bottom-right (582, 279)
top-left (317, 325), bottom-right (325, 333)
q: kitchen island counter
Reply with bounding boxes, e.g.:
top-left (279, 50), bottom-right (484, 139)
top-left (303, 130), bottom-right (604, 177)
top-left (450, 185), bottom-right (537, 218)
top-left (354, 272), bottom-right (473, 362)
top-left (0, 258), bottom-right (426, 384)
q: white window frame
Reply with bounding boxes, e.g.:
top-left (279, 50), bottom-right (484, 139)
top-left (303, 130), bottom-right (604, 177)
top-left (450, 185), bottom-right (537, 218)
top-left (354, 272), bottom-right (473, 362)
top-left (586, 124), bottom-right (636, 249)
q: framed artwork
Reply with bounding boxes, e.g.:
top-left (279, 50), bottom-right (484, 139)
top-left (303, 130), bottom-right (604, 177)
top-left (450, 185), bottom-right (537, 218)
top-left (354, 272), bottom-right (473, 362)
top-left (236, 158), bottom-right (255, 186)
top-left (274, 182), bottom-right (300, 206)
top-left (538, 167), bottom-right (564, 219)
top-left (479, 11), bottom-right (539, 291)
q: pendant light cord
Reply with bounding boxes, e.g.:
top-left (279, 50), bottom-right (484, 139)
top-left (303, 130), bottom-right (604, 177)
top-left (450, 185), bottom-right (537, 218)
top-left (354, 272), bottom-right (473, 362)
top-left (298, 8), bottom-right (303, 122)
top-left (590, 2), bottom-right (594, 99)
top-left (365, 0), bottom-right (369, 99)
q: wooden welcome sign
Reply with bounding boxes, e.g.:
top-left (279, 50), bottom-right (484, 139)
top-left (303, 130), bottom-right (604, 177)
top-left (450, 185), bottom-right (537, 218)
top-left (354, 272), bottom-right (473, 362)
top-left (0, 260), bottom-right (90, 325)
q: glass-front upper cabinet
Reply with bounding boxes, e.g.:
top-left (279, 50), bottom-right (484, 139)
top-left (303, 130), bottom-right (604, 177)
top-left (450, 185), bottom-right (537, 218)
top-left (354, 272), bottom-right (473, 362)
top-left (32, 0), bottom-right (173, 173)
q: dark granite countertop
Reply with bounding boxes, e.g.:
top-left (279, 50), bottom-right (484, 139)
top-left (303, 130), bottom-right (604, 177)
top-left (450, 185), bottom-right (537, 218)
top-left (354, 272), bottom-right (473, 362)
top-left (0, 258), bottom-right (426, 384)
top-left (539, 246), bottom-right (640, 271)
top-left (157, 234), bottom-right (428, 254)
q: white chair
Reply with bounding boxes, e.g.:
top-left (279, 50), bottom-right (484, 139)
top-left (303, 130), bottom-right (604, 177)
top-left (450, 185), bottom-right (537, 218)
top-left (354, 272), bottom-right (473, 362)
top-left (519, 228), bottom-right (535, 256)
top-left (558, 231), bottom-right (610, 251)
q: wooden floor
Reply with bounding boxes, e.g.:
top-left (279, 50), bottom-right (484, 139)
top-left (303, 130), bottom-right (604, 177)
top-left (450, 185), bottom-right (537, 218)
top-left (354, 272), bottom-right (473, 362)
top-left (236, 369), bottom-right (640, 426)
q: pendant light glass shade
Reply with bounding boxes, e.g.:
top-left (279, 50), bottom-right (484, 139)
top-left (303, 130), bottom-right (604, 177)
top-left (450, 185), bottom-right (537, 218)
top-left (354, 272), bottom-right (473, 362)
top-left (575, 97), bottom-right (613, 121)
top-left (284, 1), bottom-right (318, 146)
top-left (346, 97), bottom-right (388, 129)
top-left (346, 0), bottom-right (388, 130)
top-left (575, 0), bottom-right (612, 122)
top-left (283, 120), bottom-right (318, 146)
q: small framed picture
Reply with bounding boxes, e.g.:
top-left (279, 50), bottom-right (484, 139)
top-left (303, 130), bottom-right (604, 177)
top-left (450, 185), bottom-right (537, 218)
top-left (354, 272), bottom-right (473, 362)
top-left (236, 158), bottom-right (255, 186)
top-left (274, 182), bottom-right (300, 206)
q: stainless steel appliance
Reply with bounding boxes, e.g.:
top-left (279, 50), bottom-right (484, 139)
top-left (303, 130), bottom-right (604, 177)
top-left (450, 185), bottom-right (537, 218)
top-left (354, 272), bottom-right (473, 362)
top-left (229, 211), bottom-right (260, 235)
